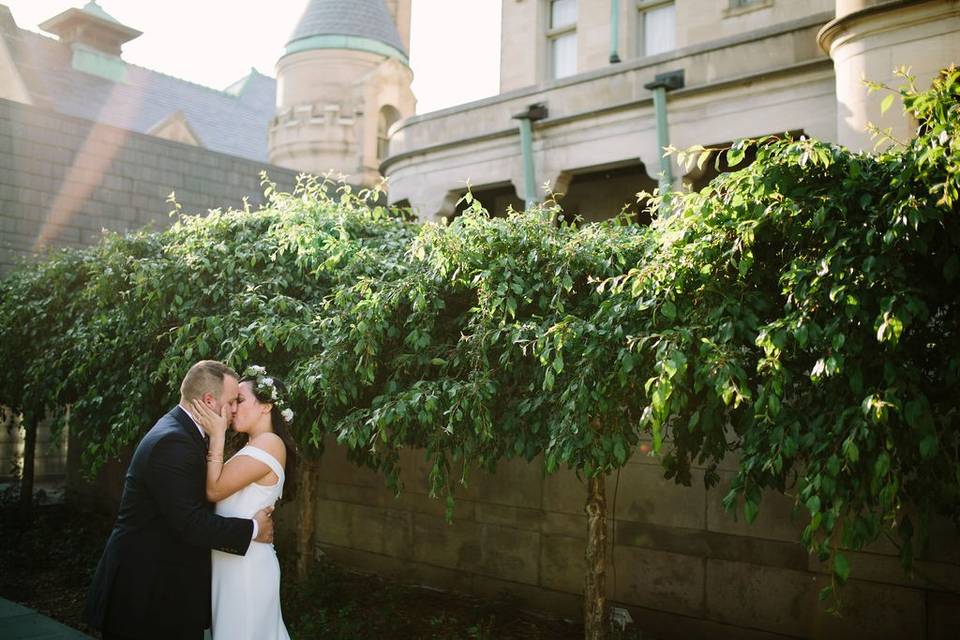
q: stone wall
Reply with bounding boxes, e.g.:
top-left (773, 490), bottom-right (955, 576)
top-left (305, 436), bottom-right (960, 639)
top-left (0, 97), bottom-right (299, 275)
top-left (0, 414), bottom-right (66, 483)
top-left (0, 97), bottom-right (299, 481)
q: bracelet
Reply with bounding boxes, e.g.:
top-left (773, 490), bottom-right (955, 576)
top-left (206, 455), bottom-right (223, 463)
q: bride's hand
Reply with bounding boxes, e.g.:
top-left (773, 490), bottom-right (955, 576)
top-left (191, 399), bottom-right (229, 439)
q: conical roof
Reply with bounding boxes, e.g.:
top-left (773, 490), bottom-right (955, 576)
top-left (284, 0), bottom-right (407, 61)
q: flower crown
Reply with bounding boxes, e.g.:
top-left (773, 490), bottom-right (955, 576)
top-left (243, 365), bottom-right (294, 424)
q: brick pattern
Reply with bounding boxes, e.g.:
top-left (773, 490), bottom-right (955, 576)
top-left (301, 436), bottom-right (960, 639)
top-left (0, 98), bottom-right (298, 275)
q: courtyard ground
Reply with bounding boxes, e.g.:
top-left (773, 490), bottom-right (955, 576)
top-left (0, 492), bottom-right (646, 639)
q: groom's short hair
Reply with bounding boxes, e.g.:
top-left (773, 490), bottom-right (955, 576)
top-left (180, 360), bottom-right (239, 401)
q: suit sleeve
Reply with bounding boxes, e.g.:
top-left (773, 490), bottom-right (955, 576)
top-left (145, 433), bottom-right (254, 556)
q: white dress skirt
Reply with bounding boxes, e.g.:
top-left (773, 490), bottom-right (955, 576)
top-left (211, 446), bottom-right (291, 640)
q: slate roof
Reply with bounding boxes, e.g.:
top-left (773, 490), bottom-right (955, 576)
top-left (2, 22), bottom-right (277, 162)
top-left (287, 0), bottom-right (406, 55)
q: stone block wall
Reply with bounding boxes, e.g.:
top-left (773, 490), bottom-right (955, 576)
top-left (0, 97), bottom-right (299, 276)
top-left (0, 97), bottom-right (299, 481)
top-left (305, 436), bottom-right (960, 639)
top-left (0, 414), bottom-right (66, 482)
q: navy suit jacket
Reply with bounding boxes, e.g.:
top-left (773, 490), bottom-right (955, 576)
top-left (83, 405), bottom-right (253, 639)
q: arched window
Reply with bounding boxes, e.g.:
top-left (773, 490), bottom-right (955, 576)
top-left (378, 105), bottom-right (402, 162)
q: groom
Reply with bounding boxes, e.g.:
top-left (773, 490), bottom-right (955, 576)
top-left (84, 360), bottom-right (275, 640)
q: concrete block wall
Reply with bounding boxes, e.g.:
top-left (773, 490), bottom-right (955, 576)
top-left (307, 436), bottom-right (960, 639)
top-left (0, 410), bottom-right (67, 484)
top-left (0, 97), bottom-right (300, 480)
top-left (0, 97), bottom-right (299, 275)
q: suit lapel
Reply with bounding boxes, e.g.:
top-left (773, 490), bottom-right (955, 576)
top-left (170, 405), bottom-right (206, 449)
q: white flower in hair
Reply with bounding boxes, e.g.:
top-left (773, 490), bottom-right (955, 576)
top-left (262, 377), bottom-right (274, 386)
top-left (249, 365), bottom-right (266, 375)
top-left (271, 387), bottom-right (279, 401)
top-left (281, 408), bottom-right (294, 423)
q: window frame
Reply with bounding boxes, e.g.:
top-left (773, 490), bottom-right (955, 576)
top-left (635, 0), bottom-right (676, 59)
top-left (545, 0), bottom-right (578, 80)
top-left (723, 0), bottom-right (774, 19)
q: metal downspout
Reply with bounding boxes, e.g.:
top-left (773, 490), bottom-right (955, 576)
top-left (610, 0), bottom-right (621, 63)
top-left (512, 103), bottom-right (549, 209)
top-left (643, 70), bottom-right (685, 195)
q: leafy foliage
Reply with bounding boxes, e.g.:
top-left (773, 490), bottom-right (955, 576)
top-left (0, 176), bottom-right (416, 471)
top-left (616, 67), bottom-right (960, 583)
top-left (0, 70), bottom-right (957, 588)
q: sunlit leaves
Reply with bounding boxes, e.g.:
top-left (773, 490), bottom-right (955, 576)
top-left (0, 70), bottom-right (958, 592)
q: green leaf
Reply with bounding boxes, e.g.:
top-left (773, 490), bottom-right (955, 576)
top-left (880, 93), bottom-right (895, 115)
top-left (661, 301), bottom-right (677, 320)
top-left (919, 434), bottom-right (938, 459)
top-left (875, 452), bottom-right (891, 480)
top-left (726, 146), bottom-right (746, 168)
top-left (944, 255), bottom-right (960, 282)
top-left (613, 440), bottom-right (626, 465)
top-left (834, 552), bottom-right (850, 582)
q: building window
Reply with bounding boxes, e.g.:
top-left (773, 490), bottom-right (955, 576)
top-left (378, 105), bottom-right (402, 163)
top-left (637, 1), bottom-right (676, 58)
top-left (724, 0), bottom-right (774, 17)
top-left (547, 0), bottom-right (577, 80)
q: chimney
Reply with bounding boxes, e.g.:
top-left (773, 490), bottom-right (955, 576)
top-left (39, 1), bottom-right (141, 58)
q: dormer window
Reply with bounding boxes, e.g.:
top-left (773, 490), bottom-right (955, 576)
top-left (547, 0), bottom-right (577, 80)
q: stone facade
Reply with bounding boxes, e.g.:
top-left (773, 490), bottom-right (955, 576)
top-left (0, 412), bottom-right (66, 484)
top-left (0, 97), bottom-right (298, 481)
top-left (2, 2), bottom-right (958, 637)
top-left (295, 436), bottom-right (960, 638)
top-left (384, 0), bottom-right (960, 220)
top-left (0, 98), bottom-right (298, 276)
top-left (270, 0), bottom-right (416, 187)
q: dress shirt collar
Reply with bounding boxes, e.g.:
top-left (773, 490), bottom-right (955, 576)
top-left (178, 403), bottom-right (207, 440)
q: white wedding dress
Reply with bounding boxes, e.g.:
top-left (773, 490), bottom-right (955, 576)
top-left (211, 445), bottom-right (291, 640)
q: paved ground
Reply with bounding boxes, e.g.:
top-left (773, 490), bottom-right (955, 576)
top-left (0, 597), bottom-right (93, 639)
top-left (0, 598), bottom-right (220, 640)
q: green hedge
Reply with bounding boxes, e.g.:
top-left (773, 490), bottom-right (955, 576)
top-left (2, 70), bottom-right (957, 591)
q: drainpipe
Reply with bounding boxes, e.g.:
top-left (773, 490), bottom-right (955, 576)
top-left (512, 103), bottom-right (549, 209)
top-left (643, 69), bottom-right (684, 194)
top-left (610, 0), bottom-right (621, 63)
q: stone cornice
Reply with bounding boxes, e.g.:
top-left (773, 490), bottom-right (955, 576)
top-left (380, 58), bottom-right (833, 174)
top-left (818, 0), bottom-right (958, 53)
top-left (393, 11), bottom-right (834, 132)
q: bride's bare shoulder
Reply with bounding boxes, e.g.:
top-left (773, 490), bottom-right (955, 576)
top-left (249, 432), bottom-right (286, 463)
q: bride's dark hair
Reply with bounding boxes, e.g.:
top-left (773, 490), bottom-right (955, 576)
top-left (236, 374), bottom-right (299, 500)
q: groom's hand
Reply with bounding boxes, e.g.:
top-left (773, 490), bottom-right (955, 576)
top-left (254, 506), bottom-right (275, 543)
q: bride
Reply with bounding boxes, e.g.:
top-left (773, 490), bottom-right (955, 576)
top-left (191, 365), bottom-right (297, 640)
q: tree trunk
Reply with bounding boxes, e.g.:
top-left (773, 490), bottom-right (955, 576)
top-left (19, 421), bottom-right (36, 518)
top-left (584, 474), bottom-right (607, 640)
top-left (296, 458), bottom-right (318, 580)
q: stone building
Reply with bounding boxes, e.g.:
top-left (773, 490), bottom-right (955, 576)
top-left (0, 0), bottom-right (413, 483)
top-left (1, 1), bottom-right (958, 638)
top-left (270, 0), bottom-right (416, 186)
top-left (383, 0), bottom-right (960, 222)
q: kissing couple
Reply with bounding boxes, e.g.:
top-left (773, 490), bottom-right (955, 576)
top-left (83, 360), bottom-right (299, 640)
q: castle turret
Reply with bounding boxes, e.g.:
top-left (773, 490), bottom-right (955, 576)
top-left (270, 0), bottom-right (416, 186)
top-left (819, 0), bottom-right (960, 151)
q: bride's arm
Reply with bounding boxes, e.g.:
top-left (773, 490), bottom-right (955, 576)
top-left (192, 400), bottom-right (272, 502)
